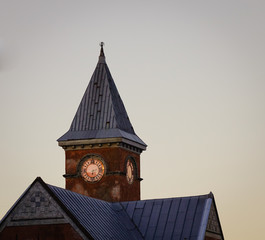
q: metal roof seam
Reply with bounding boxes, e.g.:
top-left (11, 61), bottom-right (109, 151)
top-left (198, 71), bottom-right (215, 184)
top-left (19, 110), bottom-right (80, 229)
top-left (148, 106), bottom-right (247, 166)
top-left (145, 200), bottom-right (163, 239)
top-left (169, 198), bottom-right (183, 239)
top-left (95, 65), bottom-right (104, 130)
top-left (126, 201), bottom-right (137, 219)
top-left (140, 200), bottom-right (155, 237)
top-left (101, 76), bottom-right (108, 129)
top-left (105, 89), bottom-right (111, 128)
top-left (154, 198), bottom-right (173, 239)
top-left (189, 197), bottom-right (202, 238)
top-left (123, 204), bottom-right (141, 231)
top-left (182, 197), bottom-right (199, 239)
top-left (97, 72), bottom-right (105, 129)
top-left (114, 202), bottom-right (144, 239)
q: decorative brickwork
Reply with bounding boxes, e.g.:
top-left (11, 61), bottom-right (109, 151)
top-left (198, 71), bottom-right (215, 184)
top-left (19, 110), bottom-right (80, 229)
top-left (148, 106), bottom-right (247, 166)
top-left (206, 203), bottom-right (221, 234)
top-left (0, 180), bottom-right (88, 239)
top-left (11, 182), bottom-right (64, 223)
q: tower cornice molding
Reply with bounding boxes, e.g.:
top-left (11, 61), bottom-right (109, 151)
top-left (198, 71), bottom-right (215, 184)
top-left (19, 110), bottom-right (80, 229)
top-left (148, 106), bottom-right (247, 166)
top-left (58, 137), bottom-right (146, 153)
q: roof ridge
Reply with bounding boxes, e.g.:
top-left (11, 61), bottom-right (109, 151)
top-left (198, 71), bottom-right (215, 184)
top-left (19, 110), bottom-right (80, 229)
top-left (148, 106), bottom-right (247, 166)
top-left (111, 202), bottom-right (144, 239)
top-left (136, 193), bottom-right (212, 202)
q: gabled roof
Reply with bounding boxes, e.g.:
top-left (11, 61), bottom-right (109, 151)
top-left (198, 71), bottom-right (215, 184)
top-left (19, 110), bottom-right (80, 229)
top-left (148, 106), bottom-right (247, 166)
top-left (0, 177), bottom-right (224, 240)
top-left (0, 177), bottom-right (142, 240)
top-left (58, 44), bottom-right (146, 149)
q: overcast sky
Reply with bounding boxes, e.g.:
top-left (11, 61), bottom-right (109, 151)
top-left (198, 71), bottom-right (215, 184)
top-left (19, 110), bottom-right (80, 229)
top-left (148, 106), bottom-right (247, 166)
top-left (1, 1), bottom-right (265, 239)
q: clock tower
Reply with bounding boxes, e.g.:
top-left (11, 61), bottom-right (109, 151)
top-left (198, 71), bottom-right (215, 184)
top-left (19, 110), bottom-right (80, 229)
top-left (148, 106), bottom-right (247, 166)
top-left (57, 43), bottom-right (147, 202)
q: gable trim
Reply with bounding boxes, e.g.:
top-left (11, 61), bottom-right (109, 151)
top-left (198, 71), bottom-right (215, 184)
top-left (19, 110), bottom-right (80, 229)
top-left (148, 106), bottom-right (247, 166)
top-left (206, 194), bottom-right (225, 240)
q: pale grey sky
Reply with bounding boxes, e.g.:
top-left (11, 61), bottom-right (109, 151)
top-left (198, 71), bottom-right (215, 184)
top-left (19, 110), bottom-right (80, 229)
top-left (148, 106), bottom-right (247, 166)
top-left (1, 1), bottom-right (265, 239)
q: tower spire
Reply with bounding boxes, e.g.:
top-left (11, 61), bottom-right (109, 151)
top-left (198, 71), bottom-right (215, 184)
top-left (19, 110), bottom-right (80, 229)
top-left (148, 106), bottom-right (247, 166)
top-left (58, 43), bottom-right (146, 149)
top-left (58, 44), bottom-right (147, 202)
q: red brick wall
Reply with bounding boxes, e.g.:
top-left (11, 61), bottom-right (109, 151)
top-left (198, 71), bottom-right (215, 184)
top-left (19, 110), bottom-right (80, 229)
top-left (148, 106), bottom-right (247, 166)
top-left (0, 224), bottom-right (83, 240)
top-left (65, 147), bottom-right (141, 202)
top-left (205, 236), bottom-right (220, 240)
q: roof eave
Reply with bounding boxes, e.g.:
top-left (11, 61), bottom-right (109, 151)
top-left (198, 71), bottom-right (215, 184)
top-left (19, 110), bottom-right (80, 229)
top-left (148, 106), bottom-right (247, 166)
top-left (58, 137), bottom-right (146, 151)
top-left (57, 129), bottom-right (147, 150)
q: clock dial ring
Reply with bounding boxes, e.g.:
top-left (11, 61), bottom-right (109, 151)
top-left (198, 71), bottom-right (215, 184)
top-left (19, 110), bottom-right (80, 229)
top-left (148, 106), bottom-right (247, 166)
top-left (80, 155), bottom-right (105, 183)
top-left (126, 158), bottom-right (135, 184)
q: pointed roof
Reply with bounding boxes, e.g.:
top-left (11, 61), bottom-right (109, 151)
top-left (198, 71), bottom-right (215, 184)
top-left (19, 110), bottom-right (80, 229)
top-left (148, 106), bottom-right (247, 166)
top-left (0, 178), bottom-right (224, 240)
top-left (0, 177), bottom-right (143, 240)
top-left (58, 44), bottom-right (146, 149)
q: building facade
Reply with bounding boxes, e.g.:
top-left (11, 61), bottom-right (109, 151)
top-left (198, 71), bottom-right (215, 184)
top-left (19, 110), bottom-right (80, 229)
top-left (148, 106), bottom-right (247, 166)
top-left (0, 44), bottom-right (224, 240)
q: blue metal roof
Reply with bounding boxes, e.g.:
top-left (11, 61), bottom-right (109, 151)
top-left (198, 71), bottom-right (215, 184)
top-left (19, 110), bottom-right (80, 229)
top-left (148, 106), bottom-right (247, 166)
top-left (120, 195), bottom-right (213, 240)
top-left (58, 46), bottom-right (146, 148)
top-left (0, 178), bottom-right (222, 240)
top-left (47, 181), bottom-right (214, 240)
top-left (48, 181), bottom-right (215, 240)
top-left (48, 183), bottom-right (143, 240)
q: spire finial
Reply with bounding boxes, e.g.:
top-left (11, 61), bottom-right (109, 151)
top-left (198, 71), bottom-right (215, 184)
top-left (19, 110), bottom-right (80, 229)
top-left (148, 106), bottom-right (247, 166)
top-left (100, 42), bottom-right (105, 56)
top-left (98, 42), bottom-right (105, 62)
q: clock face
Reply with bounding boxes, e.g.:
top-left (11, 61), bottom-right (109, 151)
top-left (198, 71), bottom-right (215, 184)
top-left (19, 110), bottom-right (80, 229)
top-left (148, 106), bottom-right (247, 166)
top-left (81, 156), bottom-right (105, 182)
top-left (126, 159), bottom-right (134, 184)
